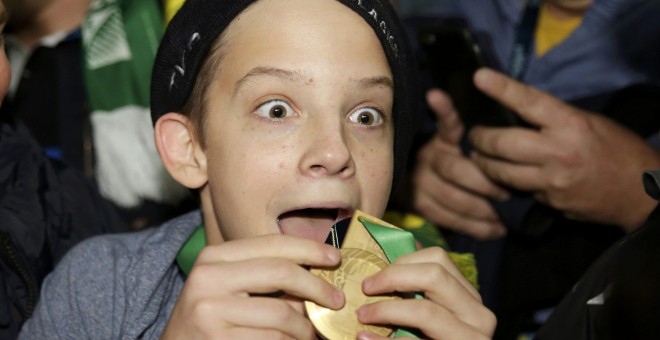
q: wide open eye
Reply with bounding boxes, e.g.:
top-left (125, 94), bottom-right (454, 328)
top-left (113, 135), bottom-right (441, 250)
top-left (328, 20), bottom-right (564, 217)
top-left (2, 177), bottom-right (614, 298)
top-left (348, 107), bottom-right (384, 126)
top-left (255, 100), bottom-right (294, 119)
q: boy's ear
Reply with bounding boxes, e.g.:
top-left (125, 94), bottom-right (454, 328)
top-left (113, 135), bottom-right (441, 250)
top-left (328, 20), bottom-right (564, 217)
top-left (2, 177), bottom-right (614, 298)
top-left (154, 112), bottom-right (208, 189)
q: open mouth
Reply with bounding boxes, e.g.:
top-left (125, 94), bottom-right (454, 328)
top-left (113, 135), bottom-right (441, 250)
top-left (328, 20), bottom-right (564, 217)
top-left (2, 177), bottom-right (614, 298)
top-left (277, 208), bottom-right (352, 243)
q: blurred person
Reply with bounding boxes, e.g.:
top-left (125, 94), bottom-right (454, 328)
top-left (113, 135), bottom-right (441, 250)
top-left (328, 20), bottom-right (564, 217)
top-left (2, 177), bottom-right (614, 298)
top-left (1, 0), bottom-right (91, 168)
top-left (394, 0), bottom-right (660, 337)
top-left (472, 72), bottom-right (660, 340)
top-left (0, 2), bottom-right (129, 338)
top-left (0, 0), bottom-right (195, 230)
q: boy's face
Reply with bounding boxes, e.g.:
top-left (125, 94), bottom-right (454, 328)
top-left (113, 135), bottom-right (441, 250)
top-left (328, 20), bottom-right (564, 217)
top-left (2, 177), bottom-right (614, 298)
top-left (199, 0), bottom-right (395, 244)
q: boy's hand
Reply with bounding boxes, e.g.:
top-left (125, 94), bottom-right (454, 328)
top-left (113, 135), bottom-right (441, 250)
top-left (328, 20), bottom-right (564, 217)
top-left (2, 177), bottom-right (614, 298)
top-left (356, 247), bottom-right (496, 339)
top-left (411, 89), bottom-right (508, 240)
top-left (161, 234), bottom-right (343, 339)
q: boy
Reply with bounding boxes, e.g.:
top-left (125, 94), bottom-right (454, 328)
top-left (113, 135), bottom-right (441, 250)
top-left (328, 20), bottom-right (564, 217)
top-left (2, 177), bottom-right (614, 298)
top-left (19, 0), bottom-right (495, 338)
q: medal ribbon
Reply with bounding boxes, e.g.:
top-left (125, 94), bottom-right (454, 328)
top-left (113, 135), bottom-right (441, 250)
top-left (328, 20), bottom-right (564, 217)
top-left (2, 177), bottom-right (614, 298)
top-left (358, 217), bottom-right (423, 338)
top-left (176, 226), bottom-right (205, 276)
top-left (358, 217), bottom-right (416, 261)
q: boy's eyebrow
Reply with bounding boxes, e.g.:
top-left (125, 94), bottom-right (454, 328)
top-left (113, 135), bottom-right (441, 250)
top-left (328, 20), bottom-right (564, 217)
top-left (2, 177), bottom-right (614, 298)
top-left (357, 76), bottom-right (394, 91)
top-left (234, 66), bottom-right (306, 95)
top-left (233, 66), bottom-right (393, 95)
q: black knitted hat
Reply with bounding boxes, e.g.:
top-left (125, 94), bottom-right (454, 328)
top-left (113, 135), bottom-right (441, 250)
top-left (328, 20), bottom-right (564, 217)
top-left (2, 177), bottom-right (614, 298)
top-left (151, 0), bottom-right (418, 187)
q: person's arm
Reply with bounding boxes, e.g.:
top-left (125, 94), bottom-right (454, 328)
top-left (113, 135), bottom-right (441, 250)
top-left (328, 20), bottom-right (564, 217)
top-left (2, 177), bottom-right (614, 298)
top-left (469, 68), bottom-right (660, 232)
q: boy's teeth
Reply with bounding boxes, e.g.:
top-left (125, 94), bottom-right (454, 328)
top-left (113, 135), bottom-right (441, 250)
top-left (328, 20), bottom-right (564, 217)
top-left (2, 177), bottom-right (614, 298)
top-left (278, 209), bottom-right (338, 243)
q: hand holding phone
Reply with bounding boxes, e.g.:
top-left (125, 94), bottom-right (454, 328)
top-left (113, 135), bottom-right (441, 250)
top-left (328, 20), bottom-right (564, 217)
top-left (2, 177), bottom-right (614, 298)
top-left (418, 21), bottom-right (523, 131)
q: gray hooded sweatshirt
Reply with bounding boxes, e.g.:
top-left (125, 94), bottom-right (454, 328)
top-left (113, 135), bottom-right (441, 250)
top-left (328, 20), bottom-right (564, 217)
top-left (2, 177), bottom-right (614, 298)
top-left (19, 210), bottom-right (202, 339)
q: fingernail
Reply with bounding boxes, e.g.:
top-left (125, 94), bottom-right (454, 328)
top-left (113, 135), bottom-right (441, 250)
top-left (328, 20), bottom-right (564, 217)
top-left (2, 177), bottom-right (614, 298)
top-left (357, 331), bottom-right (375, 340)
top-left (474, 68), bottom-right (494, 87)
top-left (426, 88), bottom-right (443, 101)
top-left (356, 305), bottom-right (366, 320)
top-left (333, 289), bottom-right (345, 307)
top-left (361, 277), bottom-right (373, 293)
top-left (326, 248), bottom-right (340, 263)
top-left (494, 227), bottom-right (508, 239)
top-left (496, 191), bottom-right (511, 202)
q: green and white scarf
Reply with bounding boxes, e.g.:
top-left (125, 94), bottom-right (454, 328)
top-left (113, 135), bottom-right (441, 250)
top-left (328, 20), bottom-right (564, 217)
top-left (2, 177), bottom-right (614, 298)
top-left (82, 0), bottom-right (188, 208)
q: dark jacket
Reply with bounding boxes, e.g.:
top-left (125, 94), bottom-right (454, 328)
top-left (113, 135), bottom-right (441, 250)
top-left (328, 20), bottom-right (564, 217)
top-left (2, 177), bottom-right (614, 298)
top-left (0, 123), bottom-right (128, 339)
top-left (535, 169), bottom-right (660, 339)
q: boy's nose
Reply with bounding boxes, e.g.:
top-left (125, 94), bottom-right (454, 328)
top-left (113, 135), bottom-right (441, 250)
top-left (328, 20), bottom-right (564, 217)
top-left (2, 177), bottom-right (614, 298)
top-left (299, 122), bottom-right (355, 179)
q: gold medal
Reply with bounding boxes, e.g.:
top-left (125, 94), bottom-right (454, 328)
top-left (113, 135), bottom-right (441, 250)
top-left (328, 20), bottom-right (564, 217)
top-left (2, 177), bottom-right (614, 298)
top-left (305, 247), bottom-right (399, 339)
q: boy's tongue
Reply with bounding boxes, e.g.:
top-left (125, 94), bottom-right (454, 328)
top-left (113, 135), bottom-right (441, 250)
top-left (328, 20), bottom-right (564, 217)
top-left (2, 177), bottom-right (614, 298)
top-left (278, 209), bottom-right (337, 243)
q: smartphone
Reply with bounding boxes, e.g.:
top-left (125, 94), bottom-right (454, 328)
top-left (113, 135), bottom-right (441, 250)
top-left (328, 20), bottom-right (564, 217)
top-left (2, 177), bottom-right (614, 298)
top-left (418, 21), bottom-right (522, 130)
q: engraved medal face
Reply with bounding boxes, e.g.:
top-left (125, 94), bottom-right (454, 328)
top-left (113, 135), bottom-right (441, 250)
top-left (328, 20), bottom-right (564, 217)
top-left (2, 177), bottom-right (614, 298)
top-left (305, 248), bottom-right (398, 339)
